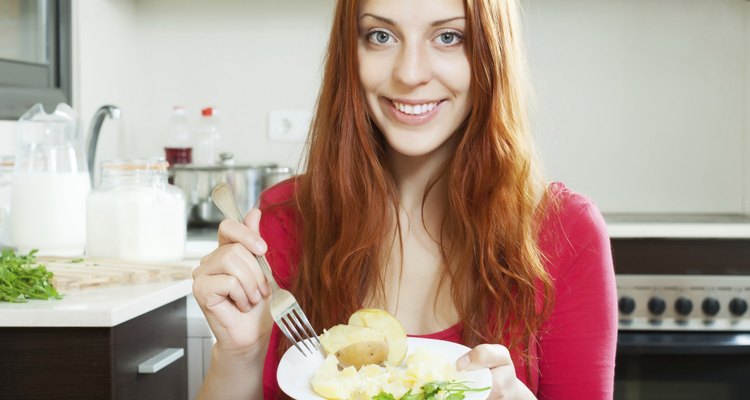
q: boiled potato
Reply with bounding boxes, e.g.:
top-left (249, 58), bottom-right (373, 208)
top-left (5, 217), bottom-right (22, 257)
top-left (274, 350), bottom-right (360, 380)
top-left (319, 324), bottom-right (386, 356)
top-left (348, 308), bottom-right (408, 366)
top-left (334, 340), bottom-right (390, 369)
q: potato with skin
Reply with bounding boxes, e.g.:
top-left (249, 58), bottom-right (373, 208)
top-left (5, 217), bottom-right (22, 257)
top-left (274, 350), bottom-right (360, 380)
top-left (348, 308), bottom-right (408, 366)
top-left (320, 324), bottom-right (387, 356)
top-left (334, 340), bottom-right (390, 369)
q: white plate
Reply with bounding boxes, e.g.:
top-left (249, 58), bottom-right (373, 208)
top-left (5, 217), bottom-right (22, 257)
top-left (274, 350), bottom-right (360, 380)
top-left (277, 336), bottom-right (492, 400)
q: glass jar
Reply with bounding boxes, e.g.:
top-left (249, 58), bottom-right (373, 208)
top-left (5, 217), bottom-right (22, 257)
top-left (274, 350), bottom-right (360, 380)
top-left (86, 158), bottom-right (186, 263)
top-left (12, 103), bottom-right (90, 256)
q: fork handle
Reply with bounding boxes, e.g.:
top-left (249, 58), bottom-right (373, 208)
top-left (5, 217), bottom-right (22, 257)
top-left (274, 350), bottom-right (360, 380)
top-left (211, 183), bottom-right (281, 291)
top-left (254, 254), bottom-right (280, 291)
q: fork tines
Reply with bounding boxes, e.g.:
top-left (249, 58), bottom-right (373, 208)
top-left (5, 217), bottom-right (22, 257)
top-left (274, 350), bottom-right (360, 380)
top-left (278, 305), bottom-right (322, 357)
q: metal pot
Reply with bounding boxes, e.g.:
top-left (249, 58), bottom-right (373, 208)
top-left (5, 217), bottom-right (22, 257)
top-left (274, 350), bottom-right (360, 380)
top-left (172, 153), bottom-right (292, 227)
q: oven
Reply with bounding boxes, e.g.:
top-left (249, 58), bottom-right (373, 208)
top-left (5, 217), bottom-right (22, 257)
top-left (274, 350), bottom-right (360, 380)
top-left (610, 217), bottom-right (750, 400)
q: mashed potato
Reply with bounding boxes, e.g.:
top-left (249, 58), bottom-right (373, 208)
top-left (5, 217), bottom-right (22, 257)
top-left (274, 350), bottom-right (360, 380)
top-left (311, 347), bottom-right (463, 400)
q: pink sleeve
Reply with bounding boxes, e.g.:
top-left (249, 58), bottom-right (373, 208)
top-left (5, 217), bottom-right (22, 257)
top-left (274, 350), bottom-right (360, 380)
top-left (537, 200), bottom-right (618, 399)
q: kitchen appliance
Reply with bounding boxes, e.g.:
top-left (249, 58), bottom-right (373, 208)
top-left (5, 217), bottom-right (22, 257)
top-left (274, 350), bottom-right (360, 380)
top-left (609, 214), bottom-right (750, 400)
top-left (171, 153), bottom-right (292, 227)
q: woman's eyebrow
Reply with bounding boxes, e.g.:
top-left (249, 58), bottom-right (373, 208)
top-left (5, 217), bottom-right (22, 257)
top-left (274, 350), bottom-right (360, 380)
top-left (359, 13), bottom-right (465, 27)
top-left (430, 16), bottom-right (465, 27)
top-left (359, 13), bottom-right (396, 25)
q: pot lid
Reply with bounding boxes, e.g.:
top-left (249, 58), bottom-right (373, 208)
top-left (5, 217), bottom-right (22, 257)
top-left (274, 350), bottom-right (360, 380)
top-left (172, 152), bottom-right (258, 171)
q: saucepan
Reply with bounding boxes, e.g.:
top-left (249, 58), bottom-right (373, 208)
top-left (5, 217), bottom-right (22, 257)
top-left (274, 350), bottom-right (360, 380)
top-left (171, 153), bottom-right (292, 227)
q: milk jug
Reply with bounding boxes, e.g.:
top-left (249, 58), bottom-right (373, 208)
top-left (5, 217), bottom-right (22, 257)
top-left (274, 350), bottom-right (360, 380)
top-left (10, 103), bottom-right (90, 256)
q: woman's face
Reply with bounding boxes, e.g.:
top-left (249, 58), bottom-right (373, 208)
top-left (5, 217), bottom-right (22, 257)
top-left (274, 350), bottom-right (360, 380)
top-left (357, 0), bottom-right (472, 158)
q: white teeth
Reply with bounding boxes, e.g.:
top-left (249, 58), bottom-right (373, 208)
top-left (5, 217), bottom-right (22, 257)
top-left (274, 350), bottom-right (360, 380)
top-left (392, 101), bottom-right (438, 115)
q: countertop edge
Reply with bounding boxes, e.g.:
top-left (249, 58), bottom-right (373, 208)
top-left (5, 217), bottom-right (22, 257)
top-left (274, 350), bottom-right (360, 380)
top-left (0, 279), bottom-right (193, 328)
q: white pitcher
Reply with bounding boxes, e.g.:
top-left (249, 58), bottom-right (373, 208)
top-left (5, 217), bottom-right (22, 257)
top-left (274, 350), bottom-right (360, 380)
top-left (10, 103), bottom-right (90, 256)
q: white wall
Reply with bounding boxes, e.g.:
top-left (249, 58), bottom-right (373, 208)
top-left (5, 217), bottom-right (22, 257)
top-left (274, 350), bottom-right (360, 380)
top-left (524, 0), bottom-right (748, 213)
top-left (75, 0), bottom-right (334, 171)
top-left (4, 0), bottom-right (744, 215)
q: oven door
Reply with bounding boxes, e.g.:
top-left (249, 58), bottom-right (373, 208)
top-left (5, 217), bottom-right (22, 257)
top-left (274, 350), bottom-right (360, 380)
top-left (615, 332), bottom-right (750, 400)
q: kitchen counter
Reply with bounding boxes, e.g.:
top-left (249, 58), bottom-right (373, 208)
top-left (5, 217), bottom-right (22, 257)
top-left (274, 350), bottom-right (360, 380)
top-left (0, 236), bottom-right (218, 328)
top-left (0, 279), bottom-right (193, 327)
top-left (605, 213), bottom-right (750, 239)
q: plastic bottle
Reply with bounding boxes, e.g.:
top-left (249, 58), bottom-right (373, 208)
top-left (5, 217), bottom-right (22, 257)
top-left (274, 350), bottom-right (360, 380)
top-left (164, 106), bottom-right (193, 167)
top-left (193, 107), bottom-right (222, 165)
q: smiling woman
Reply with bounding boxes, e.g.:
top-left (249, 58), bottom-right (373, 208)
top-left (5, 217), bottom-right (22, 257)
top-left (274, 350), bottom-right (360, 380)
top-left (191, 0), bottom-right (617, 399)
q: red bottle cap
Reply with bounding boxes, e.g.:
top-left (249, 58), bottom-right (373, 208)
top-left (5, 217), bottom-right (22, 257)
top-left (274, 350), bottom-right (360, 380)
top-left (201, 107), bottom-right (213, 117)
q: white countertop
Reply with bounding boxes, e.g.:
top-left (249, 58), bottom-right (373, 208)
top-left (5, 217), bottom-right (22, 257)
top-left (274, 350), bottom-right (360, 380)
top-left (0, 237), bottom-right (219, 328)
top-left (0, 279), bottom-right (193, 327)
top-left (605, 213), bottom-right (750, 239)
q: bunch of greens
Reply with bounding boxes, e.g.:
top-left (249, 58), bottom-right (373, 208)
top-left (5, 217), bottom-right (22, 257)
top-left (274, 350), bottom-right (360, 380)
top-left (0, 249), bottom-right (61, 303)
top-left (373, 381), bottom-right (491, 400)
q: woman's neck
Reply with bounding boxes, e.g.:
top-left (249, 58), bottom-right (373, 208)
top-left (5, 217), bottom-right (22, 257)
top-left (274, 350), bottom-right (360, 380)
top-left (387, 137), bottom-right (457, 214)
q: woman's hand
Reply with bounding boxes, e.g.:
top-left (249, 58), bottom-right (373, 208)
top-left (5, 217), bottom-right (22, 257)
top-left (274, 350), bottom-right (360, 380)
top-left (457, 344), bottom-right (536, 400)
top-left (192, 209), bottom-right (274, 353)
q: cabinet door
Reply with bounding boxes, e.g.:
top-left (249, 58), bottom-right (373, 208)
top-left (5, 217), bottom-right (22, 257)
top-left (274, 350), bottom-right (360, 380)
top-left (113, 298), bottom-right (187, 400)
top-left (0, 298), bottom-right (187, 400)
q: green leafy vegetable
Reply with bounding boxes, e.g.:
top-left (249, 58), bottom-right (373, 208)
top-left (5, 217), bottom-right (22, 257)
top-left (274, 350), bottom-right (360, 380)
top-left (0, 249), bottom-right (62, 303)
top-left (373, 393), bottom-right (398, 400)
top-left (373, 380), bottom-right (491, 400)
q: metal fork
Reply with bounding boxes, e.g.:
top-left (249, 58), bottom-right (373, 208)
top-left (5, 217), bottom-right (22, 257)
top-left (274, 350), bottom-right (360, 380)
top-left (211, 182), bottom-right (321, 356)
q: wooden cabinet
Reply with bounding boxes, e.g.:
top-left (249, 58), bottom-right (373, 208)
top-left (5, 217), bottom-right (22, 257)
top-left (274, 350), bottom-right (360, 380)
top-left (0, 298), bottom-right (187, 400)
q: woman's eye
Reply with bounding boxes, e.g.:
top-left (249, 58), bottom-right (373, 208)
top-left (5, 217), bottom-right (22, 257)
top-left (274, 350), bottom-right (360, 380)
top-left (436, 32), bottom-right (463, 46)
top-left (368, 30), bottom-right (394, 45)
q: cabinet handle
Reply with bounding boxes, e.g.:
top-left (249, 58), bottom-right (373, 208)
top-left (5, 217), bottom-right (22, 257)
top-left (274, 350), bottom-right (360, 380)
top-left (138, 348), bottom-right (185, 374)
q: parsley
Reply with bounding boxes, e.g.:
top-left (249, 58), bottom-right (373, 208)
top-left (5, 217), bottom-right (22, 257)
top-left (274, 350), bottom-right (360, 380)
top-left (374, 380), bottom-right (491, 400)
top-left (0, 249), bottom-right (62, 303)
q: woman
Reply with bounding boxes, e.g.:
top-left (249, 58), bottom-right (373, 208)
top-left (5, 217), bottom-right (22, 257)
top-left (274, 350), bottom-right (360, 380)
top-left (193, 0), bottom-right (617, 398)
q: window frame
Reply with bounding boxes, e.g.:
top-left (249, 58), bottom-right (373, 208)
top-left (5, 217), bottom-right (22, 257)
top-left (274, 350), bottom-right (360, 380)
top-left (0, 0), bottom-right (72, 120)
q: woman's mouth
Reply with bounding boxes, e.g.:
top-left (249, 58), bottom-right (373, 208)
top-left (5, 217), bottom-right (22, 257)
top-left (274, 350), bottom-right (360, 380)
top-left (384, 98), bottom-right (444, 126)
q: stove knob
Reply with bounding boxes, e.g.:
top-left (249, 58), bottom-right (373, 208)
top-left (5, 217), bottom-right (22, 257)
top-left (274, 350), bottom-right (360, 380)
top-left (674, 297), bottom-right (693, 316)
top-left (702, 298), bottom-right (721, 316)
top-left (648, 297), bottom-right (666, 316)
top-left (729, 298), bottom-right (748, 316)
top-left (618, 296), bottom-right (636, 315)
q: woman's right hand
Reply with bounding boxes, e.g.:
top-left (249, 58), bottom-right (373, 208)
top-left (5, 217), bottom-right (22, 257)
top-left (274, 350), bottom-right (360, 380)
top-left (192, 208), bottom-right (273, 352)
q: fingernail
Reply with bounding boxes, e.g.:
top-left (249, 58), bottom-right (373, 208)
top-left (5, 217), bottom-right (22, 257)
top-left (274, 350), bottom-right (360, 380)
top-left (250, 289), bottom-right (261, 303)
top-left (254, 240), bottom-right (267, 253)
top-left (456, 355), bottom-right (470, 371)
top-left (261, 282), bottom-right (271, 296)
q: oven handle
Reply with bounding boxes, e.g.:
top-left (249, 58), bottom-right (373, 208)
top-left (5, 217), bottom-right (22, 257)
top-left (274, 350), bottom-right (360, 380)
top-left (618, 331), bottom-right (750, 355)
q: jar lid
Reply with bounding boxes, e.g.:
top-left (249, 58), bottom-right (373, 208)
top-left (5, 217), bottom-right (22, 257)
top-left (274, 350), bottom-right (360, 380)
top-left (101, 157), bottom-right (169, 172)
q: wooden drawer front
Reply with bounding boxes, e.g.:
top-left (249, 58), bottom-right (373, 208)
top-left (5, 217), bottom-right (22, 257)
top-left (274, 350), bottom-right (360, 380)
top-left (113, 298), bottom-right (187, 400)
top-left (0, 298), bottom-right (187, 400)
top-left (0, 327), bottom-right (112, 399)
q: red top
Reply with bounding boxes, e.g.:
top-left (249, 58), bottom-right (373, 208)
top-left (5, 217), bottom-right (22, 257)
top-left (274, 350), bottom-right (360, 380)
top-left (259, 180), bottom-right (617, 399)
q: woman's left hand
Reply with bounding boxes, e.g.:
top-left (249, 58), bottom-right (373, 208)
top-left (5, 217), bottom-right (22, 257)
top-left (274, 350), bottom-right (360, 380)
top-left (457, 344), bottom-right (536, 400)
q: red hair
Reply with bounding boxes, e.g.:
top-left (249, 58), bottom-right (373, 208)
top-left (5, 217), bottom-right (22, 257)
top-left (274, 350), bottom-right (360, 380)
top-left (290, 0), bottom-right (553, 371)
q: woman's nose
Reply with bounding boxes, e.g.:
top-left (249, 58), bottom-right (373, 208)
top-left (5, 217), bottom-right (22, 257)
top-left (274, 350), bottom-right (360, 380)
top-left (393, 44), bottom-right (432, 87)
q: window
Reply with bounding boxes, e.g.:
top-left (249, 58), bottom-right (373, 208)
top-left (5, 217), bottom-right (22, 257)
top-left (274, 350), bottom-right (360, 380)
top-left (0, 0), bottom-right (71, 120)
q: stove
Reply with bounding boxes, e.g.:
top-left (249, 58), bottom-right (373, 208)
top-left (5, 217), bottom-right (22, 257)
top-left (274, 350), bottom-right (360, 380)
top-left (606, 214), bottom-right (750, 400)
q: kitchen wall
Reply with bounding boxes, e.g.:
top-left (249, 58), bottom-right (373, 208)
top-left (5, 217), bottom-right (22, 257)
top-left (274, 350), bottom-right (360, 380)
top-left (1, 0), bottom-right (747, 215)
top-left (525, 0), bottom-right (748, 214)
top-left (76, 0), bottom-right (335, 171)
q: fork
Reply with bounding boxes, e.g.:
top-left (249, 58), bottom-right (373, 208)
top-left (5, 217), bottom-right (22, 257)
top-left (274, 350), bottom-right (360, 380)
top-left (211, 182), bottom-right (321, 356)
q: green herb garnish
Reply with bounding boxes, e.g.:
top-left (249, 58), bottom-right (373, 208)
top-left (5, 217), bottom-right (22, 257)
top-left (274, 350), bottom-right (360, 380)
top-left (0, 249), bottom-right (62, 303)
top-left (374, 380), bottom-right (490, 400)
top-left (69, 258), bottom-right (84, 263)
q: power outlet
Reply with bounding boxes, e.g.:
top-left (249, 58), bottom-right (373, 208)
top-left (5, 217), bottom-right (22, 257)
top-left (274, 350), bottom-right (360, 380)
top-left (268, 110), bottom-right (311, 141)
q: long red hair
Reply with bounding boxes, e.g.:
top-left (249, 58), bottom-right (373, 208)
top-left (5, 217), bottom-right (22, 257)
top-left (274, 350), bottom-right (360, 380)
top-left (290, 0), bottom-right (553, 368)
